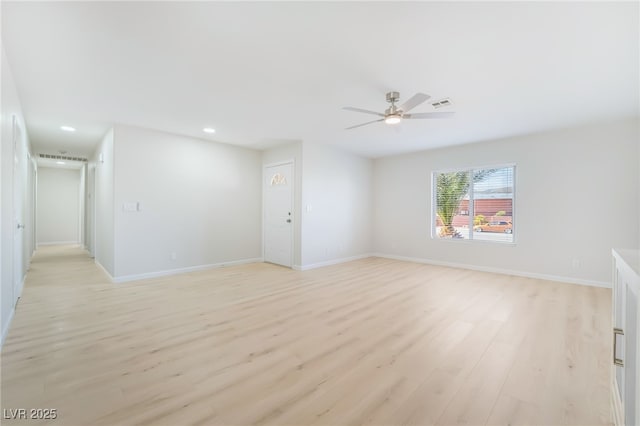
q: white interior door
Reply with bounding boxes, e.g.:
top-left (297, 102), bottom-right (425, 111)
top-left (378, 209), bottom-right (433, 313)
top-left (264, 162), bottom-right (293, 267)
top-left (12, 116), bottom-right (24, 300)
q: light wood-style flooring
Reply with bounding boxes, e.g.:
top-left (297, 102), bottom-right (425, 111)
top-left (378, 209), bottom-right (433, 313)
top-left (1, 245), bottom-right (612, 425)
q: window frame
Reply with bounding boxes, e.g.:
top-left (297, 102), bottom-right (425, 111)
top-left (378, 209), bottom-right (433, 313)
top-left (431, 163), bottom-right (516, 244)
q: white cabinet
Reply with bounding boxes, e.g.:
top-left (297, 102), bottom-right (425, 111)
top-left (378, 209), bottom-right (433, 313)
top-left (612, 249), bottom-right (640, 426)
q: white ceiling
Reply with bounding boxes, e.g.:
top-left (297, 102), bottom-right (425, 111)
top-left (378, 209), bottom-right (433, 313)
top-left (2, 2), bottom-right (638, 158)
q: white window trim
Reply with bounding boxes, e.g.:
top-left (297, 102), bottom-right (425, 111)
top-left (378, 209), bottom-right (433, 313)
top-left (431, 163), bottom-right (516, 245)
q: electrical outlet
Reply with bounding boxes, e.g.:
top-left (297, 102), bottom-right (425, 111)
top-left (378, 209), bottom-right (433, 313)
top-left (571, 257), bottom-right (581, 269)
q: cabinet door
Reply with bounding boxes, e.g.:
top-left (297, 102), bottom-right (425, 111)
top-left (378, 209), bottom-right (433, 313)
top-left (612, 250), bottom-right (640, 426)
top-left (625, 280), bottom-right (637, 426)
top-left (614, 262), bottom-right (625, 401)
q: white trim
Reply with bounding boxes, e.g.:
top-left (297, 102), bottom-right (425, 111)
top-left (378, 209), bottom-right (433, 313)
top-left (112, 257), bottom-right (264, 283)
top-left (611, 376), bottom-right (624, 426)
top-left (1, 306), bottom-right (16, 348)
top-left (94, 259), bottom-right (114, 282)
top-left (263, 159), bottom-right (296, 169)
top-left (294, 254), bottom-right (372, 271)
top-left (428, 235), bottom-right (516, 246)
top-left (0, 273), bottom-right (24, 347)
top-left (37, 241), bottom-right (81, 247)
top-left (15, 274), bottom-right (26, 303)
top-left (372, 252), bottom-right (610, 288)
top-left (432, 162), bottom-right (518, 175)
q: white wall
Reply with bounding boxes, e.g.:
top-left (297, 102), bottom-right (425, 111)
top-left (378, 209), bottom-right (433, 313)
top-left (93, 128), bottom-right (115, 276)
top-left (112, 124), bottom-right (263, 280)
top-left (26, 157), bottom-right (36, 264)
top-left (36, 167), bottom-right (81, 244)
top-left (262, 142), bottom-right (303, 267)
top-left (1, 45), bottom-right (34, 345)
top-left (78, 165), bottom-right (85, 246)
top-left (373, 118), bottom-right (640, 286)
top-left (301, 142), bottom-right (373, 268)
top-left (85, 163), bottom-right (96, 256)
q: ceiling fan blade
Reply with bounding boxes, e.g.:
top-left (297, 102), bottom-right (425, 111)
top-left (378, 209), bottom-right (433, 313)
top-left (398, 93), bottom-right (431, 113)
top-left (404, 112), bottom-right (455, 119)
top-left (343, 107), bottom-right (384, 117)
top-left (345, 118), bottom-right (384, 130)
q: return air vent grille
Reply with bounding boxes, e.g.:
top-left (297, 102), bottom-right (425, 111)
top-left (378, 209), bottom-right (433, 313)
top-left (39, 153), bottom-right (88, 162)
top-left (431, 98), bottom-right (453, 109)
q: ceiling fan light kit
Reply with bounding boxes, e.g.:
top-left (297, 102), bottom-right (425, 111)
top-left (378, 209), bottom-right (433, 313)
top-left (384, 115), bottom-right (401, 125)
top-left (343, 91), bottom-right (454, 130)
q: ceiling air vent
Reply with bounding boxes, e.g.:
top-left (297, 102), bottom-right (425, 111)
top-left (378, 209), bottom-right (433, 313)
top-left (431, 98), bottom-right (453, 109)
top-left (39, 153), bottom-right (88, 162)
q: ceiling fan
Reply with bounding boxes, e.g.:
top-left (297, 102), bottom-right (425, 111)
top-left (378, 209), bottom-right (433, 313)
top-left (343, 91), bottom-right (454, 130)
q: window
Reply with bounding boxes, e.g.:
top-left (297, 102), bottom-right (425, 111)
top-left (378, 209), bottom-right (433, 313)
top-left (433, 165), bottom-right (515, 243)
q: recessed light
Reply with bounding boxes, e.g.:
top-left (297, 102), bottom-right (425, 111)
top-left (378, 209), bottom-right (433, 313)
top-left (60, 126), bottom-right (76, 132)
top-left (202, 127), bottom-right (216, 134)
top-left (56, 161), bottom-right (65, 165)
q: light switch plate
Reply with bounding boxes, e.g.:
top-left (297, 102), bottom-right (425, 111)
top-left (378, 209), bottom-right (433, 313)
top-left (123, 202), bottom-right (137, 212)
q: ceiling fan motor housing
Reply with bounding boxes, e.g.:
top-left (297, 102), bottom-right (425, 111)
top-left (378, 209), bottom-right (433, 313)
top-left (385, 91), bottom-right (400, 104)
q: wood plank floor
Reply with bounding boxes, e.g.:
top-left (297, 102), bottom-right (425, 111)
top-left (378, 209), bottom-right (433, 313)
top-left (1, 245), bottom-right (612, 425)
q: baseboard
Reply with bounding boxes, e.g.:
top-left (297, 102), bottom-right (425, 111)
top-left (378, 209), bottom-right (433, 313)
top-left (100, 251), bottom-right (609, 288)
top-left (94, 260), bottom-right (114, 283)
top-left (37, 241), bottom-right (80, 246)
top-left (372, 253), bottom-right (610, 288)
top-left (294, 253), bottom-right (373, 271)
top-left (16, 274), bottom-right (26, 302)
top-left (2, 274), bottom-right (27, 349)
top-left (1, 307), bottom-right (16, 348)
top-left (112, 257), bottom-right (264, 283)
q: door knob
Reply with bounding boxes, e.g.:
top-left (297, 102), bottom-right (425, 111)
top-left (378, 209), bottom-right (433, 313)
top-left (286, 219), bottom-right (291, 223)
